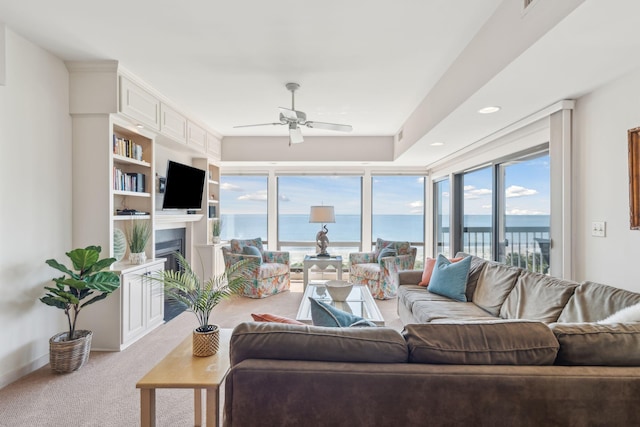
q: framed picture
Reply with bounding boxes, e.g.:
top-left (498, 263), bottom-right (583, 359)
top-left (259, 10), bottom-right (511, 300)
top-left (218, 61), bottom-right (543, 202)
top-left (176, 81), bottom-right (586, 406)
top-left (628, 127), bottom-right (640, 229)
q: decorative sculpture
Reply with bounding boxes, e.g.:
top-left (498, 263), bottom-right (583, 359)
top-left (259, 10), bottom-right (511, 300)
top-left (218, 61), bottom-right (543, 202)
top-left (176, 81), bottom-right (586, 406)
top-left (316, 225), bottom-right (330, 257)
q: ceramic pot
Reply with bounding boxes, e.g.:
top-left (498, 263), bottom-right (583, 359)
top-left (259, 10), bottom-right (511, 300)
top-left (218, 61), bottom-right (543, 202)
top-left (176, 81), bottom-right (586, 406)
top-left (129, 252), bottom-right (146, 264)
top-left (212, 236), bottom-right (221, 244)
top-left (192, 325), bottom-right (220, 357)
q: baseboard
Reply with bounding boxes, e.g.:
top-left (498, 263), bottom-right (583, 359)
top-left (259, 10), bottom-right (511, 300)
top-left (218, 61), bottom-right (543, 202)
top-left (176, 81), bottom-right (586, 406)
top-left (0, 353), bottom-right (49, 390)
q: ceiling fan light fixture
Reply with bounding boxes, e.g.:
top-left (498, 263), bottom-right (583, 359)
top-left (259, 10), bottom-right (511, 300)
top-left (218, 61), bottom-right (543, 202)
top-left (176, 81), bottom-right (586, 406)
top-left (289, 126), bottom-right (304, 144)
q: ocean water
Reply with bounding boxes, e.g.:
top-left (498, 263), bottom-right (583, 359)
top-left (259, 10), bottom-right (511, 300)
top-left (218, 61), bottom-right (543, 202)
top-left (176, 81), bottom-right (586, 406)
top-left (220, 214), bottom-right (549, 242)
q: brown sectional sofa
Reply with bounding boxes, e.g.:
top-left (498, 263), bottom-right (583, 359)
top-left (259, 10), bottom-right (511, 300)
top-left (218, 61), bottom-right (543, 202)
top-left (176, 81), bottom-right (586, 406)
top-left (223, 254), bottom-right (640, 426)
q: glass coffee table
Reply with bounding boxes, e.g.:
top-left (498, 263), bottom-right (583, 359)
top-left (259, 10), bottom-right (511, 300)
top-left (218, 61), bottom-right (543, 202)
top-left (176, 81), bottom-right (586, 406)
top-left (296, 281), bottom-right (385, 326)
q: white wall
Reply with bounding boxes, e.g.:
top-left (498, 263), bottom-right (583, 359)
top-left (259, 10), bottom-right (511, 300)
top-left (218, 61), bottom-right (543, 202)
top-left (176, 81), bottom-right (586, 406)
top-left (0, 30), bottom-right (71, 387)
top-left (573, 67), bottom-right (640, 292)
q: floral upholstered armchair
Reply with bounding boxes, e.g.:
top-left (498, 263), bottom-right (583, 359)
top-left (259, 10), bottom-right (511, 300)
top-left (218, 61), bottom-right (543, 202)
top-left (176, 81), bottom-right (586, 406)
top-left (349, 238), bottom-right (417, 299)
top-left (221, 237), bottom-right (290, 298)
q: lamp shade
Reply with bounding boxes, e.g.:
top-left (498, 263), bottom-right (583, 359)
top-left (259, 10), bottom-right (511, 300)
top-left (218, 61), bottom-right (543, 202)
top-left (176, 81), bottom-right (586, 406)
top-left (309, 206), bottom-right (336, 223)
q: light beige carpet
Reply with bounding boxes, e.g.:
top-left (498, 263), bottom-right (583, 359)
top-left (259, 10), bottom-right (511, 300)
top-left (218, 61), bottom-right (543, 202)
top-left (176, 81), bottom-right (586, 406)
top-left (0, 281), bottom-right (402, 426)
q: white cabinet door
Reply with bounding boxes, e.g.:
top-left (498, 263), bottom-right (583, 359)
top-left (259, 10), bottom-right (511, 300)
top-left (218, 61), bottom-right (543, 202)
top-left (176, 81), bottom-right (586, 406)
top-left (146, 263), bottom-right (165, 328)
top-left (122, 267), bottom-right (146, 343)
top-left (119, 76), bottom-right (160, 130)
top-left (207, 132), bottom-right (221, 161)
top-left (188, 121), bottom-right (207, 153)
top-left (160, 103), bottom-right (187, 144)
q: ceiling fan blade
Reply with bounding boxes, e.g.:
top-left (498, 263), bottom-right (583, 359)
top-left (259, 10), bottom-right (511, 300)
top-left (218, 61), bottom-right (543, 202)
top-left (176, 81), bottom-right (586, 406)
top-left (289, 126), bottom-right (304, 144)
top-left (304, 121), bottom-right (353, 132)
top-left (279, 107), bottom-right (306, 122)
top-left (233, 122), bottom-right (285, 128)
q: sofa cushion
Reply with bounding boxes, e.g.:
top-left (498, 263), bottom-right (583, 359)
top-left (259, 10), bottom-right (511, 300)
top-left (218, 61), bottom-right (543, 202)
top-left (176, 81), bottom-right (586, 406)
top-left (411, 299), bottom-right (498, 323)
top-left (230, 237), bottom-right (264, 254)
top-left (398, 285), bottom-right (455, 311)
top-left (251, 313), bottom-right (305, 325)
top-left (557, 281), bottom-right (640, 323)
top-left (403, 322), bottom-right (559, 365)
top-left (428, 255), bottom-right (471, 302)
top-left (230, 322), bottom-right (408, 365)
top-left (257, 262), bottom-right (289, 279)
top-left (350, 263), bottom-right (380, 281)
top-left (550, 323), bottom-right (640, 366)
top-left (419, 257), bottom-right (463, 287)
top-left (472, 262), bottom-right (522, 316)
top-left (309, 298), bottom-right (376, 327)
top-left (599, 302), bottom-right (640, 323)
top-left (499, 271), bottom-right (579, 323)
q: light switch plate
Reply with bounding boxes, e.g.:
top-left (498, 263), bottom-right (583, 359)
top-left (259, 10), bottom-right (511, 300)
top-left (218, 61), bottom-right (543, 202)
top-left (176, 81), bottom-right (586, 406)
top-left (592, 221), bottom-right (606, 237)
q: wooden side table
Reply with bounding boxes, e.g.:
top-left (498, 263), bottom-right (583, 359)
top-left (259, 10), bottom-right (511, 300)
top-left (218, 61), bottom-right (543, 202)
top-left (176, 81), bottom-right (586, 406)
top-left (303, 255), bottom-right (343, 289)
top-left (136, 328), bottom-right (232, 427)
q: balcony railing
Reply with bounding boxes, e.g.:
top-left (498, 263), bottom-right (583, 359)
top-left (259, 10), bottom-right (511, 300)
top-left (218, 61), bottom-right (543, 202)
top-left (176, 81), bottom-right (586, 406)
top-left (437, 226), bottom-right (550, 274)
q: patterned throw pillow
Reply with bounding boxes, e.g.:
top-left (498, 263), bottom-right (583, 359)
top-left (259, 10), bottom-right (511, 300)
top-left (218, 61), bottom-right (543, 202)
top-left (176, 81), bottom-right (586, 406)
top-left (375, 238), bottom-right (410, 257)
top-left (230, 237), bottom-right (264, 254)
top-left (309, 298), bottom-right (377, 327)
top-left (377, 247), bottom-right (397, 261)
top-left (251, 313), bottom-right (305, 325)
top-left (428, 254), bottom-right (471, 302)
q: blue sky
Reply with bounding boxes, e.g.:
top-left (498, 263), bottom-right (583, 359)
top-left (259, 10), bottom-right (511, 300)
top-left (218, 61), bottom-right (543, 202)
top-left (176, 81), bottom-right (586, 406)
top-left (221, 175), bottom-right (425, 215)
top-left (221, 155), bottom-right (549, 217)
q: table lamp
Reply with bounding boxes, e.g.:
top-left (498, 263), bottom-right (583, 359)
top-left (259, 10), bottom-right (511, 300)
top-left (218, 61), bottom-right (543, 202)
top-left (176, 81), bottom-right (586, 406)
top-left (309, 205), bottom-right (336, 257)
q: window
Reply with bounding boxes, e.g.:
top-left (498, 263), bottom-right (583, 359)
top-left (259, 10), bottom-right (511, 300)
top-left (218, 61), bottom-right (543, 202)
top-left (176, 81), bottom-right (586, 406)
top-left (433, 178), bottom-right (450, 257)
top-left (498, 153), bottom-right (550, 273)
top-left (372, 175), bottom-right (425, 268)
top-left (277, 175), bottom-right (362, 268)
top-left (445, 148), bottom-right (550, 273)
top-left (462, 167), bottom-right (493, 260)
top-left (219, 175), bottom-right (268, 243)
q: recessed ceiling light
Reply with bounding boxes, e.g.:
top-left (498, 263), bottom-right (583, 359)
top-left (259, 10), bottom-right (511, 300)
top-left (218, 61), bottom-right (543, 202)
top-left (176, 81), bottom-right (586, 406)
top-left (478, 106), bottom-right (501, 114)
top-left (431, 142), bottom-right (444, 146)
top-left (136, 124), bottom-right (144, 128)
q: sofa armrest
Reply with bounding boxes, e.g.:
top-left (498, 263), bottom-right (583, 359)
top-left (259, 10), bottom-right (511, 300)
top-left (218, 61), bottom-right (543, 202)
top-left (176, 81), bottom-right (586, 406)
top-left (399, 269), bottom-right (423, 286)
top-left (263, 250), bottom-right (289, 265)
top-left (349, 252), bottom-right (375, 264)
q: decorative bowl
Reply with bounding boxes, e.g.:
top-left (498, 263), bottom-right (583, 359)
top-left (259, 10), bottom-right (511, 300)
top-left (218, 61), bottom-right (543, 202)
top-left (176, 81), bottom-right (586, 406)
top-left (325, 280), bottom-right (353, 301)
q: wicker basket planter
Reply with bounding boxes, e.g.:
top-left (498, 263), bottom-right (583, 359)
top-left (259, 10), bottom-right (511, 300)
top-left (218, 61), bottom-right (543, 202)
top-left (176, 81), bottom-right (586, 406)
top-left (192, 325), bottom-right (220, 357)
top-left (49, 330), bottom-right (93, 373)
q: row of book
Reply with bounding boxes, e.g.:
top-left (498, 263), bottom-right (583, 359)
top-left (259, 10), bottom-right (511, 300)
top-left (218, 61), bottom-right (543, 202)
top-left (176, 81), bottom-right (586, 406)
top-left (113, 135), bottom-right (143, 161)
top-left (113, 168), bottom-right (146, 193)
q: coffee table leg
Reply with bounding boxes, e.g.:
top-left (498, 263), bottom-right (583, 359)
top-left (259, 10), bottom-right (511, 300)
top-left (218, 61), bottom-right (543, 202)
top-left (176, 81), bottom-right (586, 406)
top-left (206, 386), bottom-right (221, 427)
top-left (140, 388), bottom-right (156, 427)
top-left (194, 388), bottom-right (202, 426)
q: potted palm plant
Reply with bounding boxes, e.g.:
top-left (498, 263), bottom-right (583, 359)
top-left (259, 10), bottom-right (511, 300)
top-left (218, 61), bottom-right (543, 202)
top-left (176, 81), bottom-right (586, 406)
top-left (149, 252), bottom-right (251, 356)
top-left (41, 246), bottom-right (120, 373)
top-left (125, 219), bottom-right (152, 264)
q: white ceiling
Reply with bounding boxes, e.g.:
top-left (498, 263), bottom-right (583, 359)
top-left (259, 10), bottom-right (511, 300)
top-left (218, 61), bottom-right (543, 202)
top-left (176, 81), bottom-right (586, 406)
top-left (2, 0), bottom-right (640, 166)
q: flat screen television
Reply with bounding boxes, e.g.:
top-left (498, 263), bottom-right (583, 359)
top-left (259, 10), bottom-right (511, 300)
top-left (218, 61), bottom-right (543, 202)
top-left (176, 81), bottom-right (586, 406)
top-left (161, 160), bottom-right (206, 210)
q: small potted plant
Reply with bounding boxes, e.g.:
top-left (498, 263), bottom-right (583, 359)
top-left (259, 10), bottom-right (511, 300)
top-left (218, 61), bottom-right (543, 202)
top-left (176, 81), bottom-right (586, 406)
top-left (149, 252), bottom-right (251, 356)
top-left (125, 219), bottom-right (152, 264)
top-left (41, 246), bottom-right (120, 373)
top-left (211, 218), bottom-right (222, 244)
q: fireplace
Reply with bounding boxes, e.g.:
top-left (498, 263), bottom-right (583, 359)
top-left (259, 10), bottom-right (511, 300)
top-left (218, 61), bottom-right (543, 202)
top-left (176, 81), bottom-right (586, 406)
top-left (155, 228), bottom-right (186, 273)
top-left (155, 228), bottom-right (186, 322)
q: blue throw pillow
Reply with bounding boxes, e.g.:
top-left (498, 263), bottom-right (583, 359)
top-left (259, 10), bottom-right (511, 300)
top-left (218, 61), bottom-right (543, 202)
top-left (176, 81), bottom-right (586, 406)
top-left (309, 298), bottom-right (376, 327)
top-left (377, 247), bottom-right (397, 261)
top-left (428, 254), bottom-right (471, 302)
top-left (242, 245), bottom-right (263, 263)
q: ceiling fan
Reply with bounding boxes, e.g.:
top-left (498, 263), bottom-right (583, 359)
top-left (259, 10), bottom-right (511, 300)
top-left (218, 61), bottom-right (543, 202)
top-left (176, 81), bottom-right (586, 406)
top-left (234, 82), bottom-right (353, 145)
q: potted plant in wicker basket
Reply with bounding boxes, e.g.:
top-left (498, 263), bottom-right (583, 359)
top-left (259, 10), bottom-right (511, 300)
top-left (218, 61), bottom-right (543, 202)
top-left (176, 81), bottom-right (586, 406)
top-left (149, 252), bottom-right (250, 356)
top-left (41, 246), bottom-right (120, 373)
top-left (125, 219), bottom-right (151, 264)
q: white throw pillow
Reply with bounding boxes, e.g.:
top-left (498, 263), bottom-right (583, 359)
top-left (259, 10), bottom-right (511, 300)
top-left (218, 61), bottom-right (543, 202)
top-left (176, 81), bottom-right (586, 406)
top-left (598, 302), bottom-right (640, 324)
